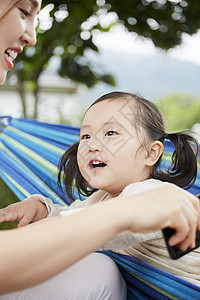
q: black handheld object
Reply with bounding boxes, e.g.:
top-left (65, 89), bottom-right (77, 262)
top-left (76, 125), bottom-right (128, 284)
top-left (163, 228), bottom-right (200, 259)
top-left (162, 192), bottom-right (200, 259)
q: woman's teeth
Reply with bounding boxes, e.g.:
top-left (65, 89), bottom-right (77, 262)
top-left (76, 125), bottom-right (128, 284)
top-left (5, 49), bottom-right (18, 62)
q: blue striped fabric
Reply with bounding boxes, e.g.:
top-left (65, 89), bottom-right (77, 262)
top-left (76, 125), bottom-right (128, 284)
top-left (102, 251), bottom-right (200, 300)
top-left (0, 116), bottom-right (200, 299)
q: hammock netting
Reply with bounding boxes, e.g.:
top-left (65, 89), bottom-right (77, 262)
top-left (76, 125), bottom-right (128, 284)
top-left (0, 116), bottom-right (200, 299)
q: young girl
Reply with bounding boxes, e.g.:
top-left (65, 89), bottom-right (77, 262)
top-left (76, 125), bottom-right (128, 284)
top-left (2, 91), bottom-right (200, 288)
top-left (0, 1), bottom-right (199, 296)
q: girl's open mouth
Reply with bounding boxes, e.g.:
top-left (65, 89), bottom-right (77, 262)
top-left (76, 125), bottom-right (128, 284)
top-left (89, 160), bottom-right (107, 169)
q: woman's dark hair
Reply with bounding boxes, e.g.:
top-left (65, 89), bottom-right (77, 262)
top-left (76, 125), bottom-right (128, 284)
top-left (58, 91), bottom-right (199, 202)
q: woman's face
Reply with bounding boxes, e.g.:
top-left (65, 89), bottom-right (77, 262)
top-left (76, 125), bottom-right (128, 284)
top-left (0, 0), bottom-right (41, 83)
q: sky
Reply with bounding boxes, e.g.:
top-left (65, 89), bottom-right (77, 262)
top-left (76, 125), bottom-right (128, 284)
top-left (93, 24), bottom-right (200, 66)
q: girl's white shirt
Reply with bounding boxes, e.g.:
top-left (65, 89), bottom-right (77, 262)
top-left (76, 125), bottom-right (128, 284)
top-left (35, 179), bottom-right (200, 287)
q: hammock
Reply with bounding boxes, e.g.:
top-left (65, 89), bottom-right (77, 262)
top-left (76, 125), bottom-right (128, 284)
top-left (0, 116), bottom-right (200, 300)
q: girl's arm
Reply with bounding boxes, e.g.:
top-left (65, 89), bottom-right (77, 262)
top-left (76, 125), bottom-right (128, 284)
top-left (0, 191), bottom-right (101, 227)
top-left (0, 184), bottom-right (199, 294)
top-left (0, 194), bottom-right (65, 227)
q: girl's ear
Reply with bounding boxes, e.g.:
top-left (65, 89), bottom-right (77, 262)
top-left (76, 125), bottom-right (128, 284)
top-left (145, 141), bottom-right (163, 167)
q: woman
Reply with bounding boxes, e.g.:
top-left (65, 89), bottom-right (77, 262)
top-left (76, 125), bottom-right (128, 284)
top-left (0, 0), bottom-right (38, 83)
top-left (0, 0), bottom-right (199, 297)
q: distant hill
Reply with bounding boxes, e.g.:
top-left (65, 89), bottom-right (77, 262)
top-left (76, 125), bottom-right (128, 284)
top-left (86, 49), bottom-right (200, 101)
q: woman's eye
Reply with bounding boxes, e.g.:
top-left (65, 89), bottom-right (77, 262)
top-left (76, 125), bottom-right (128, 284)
top-left (81, 134), bottom-right (91, 140)
top-left (105, 131), bottom-right (118, 136)
top-left (19, 8), bottom-right (30, 17)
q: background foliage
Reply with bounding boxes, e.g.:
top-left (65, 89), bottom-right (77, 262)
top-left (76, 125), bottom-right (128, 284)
top-left (157, 94), bottom-right (200, 131)
top-left (8, 0), bottom-right (200, 118)
top-left (0, 179), bottom-right (19, 230)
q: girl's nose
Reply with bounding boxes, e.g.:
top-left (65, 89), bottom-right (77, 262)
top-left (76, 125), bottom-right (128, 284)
top-left (88, 139), bottom-right (102, 153)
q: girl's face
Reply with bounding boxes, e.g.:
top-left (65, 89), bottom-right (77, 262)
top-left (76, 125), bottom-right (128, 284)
top-left (77, 99), bottom-right (152, 197)
top-left (0, 0), bottom-right (41, 83)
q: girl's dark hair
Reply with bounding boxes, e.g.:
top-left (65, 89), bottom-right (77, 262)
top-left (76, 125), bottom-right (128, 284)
top-left (58, 142), bottom-right (97, 202)
top-left (58, 91), bottom-right (199, 202)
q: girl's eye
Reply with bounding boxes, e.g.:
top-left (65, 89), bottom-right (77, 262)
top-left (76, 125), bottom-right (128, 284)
top-left (81, 134), bottom-right (91, 140)
top-left (19, 8), bottom-right (30, 17)
top-left (105, 131), bottom-right (118, 136)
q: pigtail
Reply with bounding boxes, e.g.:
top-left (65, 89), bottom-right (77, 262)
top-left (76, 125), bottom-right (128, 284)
top-left (58, 142), bottom-right (96, 202)
top-left (152, 132), bottom-right (199, 189)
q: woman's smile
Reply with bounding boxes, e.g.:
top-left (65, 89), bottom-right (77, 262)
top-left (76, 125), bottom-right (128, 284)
top-left (4, 47), bottom-right (22, 69)
top-left (0, 0), bottom-right (41, 83)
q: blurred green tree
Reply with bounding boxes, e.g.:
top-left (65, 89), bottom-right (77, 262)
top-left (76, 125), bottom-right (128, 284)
top-left (156, 94), bottom-right (200, 131)
top-left (9, 0), bottom-right (200, 118)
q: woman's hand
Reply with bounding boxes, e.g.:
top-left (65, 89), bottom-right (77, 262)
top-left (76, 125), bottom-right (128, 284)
top-left (0, 195), bottom-right (48, 227)
top-left (116, 184), bottom-right (200, 251)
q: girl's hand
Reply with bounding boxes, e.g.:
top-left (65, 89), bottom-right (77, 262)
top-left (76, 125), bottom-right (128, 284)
top-left (0, 195), bottom-right (48, 228)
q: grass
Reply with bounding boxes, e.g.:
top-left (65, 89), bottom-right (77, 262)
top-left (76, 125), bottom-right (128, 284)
top-left (0, 126), bottom-right (19, 229)
top-left (0, 178), bottom-right (19, 230)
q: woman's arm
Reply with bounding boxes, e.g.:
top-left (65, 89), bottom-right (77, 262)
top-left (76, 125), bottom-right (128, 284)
top-left (0, 184), bottom-right (199, 294)
top-left (0, 201), bottom-right (126, 294)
